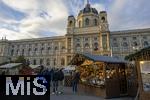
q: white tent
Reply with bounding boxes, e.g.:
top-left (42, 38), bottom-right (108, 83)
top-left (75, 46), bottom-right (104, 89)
top-left (0, 63), bottom-right (22, 75)
top-left (0, 63), bottom-right (22, 69)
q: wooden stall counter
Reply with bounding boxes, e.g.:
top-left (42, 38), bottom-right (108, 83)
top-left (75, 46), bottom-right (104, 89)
top-left (78, 82), bottom-right (106, 98)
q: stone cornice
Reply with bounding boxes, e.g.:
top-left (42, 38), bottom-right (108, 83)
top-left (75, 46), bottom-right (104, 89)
top-left (110, 28), bottom-right (150, 35)
top-left (8, 36), bottom-right (66, 43)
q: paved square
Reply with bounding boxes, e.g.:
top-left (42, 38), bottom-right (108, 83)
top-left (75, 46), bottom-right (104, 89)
top-left (50, 87), bottom-right (133, 100)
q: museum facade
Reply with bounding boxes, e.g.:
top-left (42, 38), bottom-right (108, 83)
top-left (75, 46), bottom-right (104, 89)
top-left (0, 2), bottom-right (150, 68)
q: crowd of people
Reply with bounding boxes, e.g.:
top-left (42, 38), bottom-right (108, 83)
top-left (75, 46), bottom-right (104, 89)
top-left (0, 64), bottom-right (81, 95)
top-left (49, 68), bottom-right (80, 94)
top-left (49, 68), bottom-right (65, 94)
top-left (38, 67), bottom-right (81, 95)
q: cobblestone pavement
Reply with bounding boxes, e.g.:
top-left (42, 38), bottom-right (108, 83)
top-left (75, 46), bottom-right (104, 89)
top-left (50, 87), bottom-right (134, 100)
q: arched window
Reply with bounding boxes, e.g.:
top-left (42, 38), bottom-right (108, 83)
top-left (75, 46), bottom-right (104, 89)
top-left (123, 37), bottom-right (127, 41)
top-left (61, 46), bottom-right (65, 52)
top-left (11, 49), bottom-right (14, 56)
top-left (94, 42), bottom-right (98, 51)
top-left (22, 49), bottom-right (24, 55)
top-left (85, 43), bottom-right (90, 48)
top-left (113, 43), bottom-right (118, 47)
top-left (85, 37), bottom-right (89, 41)
top-left (94, 19), bottom-right (98, 26)
top-left (79, 21), bottom-right (81, 27)
top-left (28, 48), bottom-right (31, 56)
top-left (144, 41), bottom-right (149, 47)
top-left (34, 48), bottom-right (37, 55)
top-left (61, 46), bottom-right (65, 50)
top-left (69, 21), bottom-right (73, 27)
top-left (33, 59), bottom-right (36, 65)
top-left (55, 46), bottom-right (58, 51)
top-left (54, 58), bottom-right (56, 66)
top-left (76, 43), bottom-right (80, 47)
top-left (113, 38), bottom-right (117, 41)
top-left (41, 48), bottom-right (44, 55)
top-left (133, 42), bottom-right (138, 47)
top-left (61, 58), bottom-right (65, 66)
top-left (48, 47), bottom-right (51, 50)
top-left (40, 59), bottom-right (43, 65)
top-left (143, 36), bottom-right (147, 39)
top-left (133, 37), bottom-right (137, 40)
top-left (46, 58), bottom-right (50, 66)
top-left (16, 49), bottom-right (19, 55)
top-left (101, 17), bottom-right (105, 22)
top-left (122, 42), bottom-right (128, 47)
top-left (85, 18), bottom-right (89, 26)
top-left (76, 38), bottom-right (80, 42)
top-left (76, 43), bottom-right (81, 51)
top-left (47, 47), bottom-right (51, 54)
top-left (94, 37), bottom-right (98, 41)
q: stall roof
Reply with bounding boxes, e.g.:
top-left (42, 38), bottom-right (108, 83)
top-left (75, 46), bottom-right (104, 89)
top-left (0, 63), bottom-right (22, 69)
top-left (70, 53), bottom-right (126, 65)
top-left (29, 64), bottom-right (41, 69)
top-left (82, 53), bottom-right (126, 63)
top-left (125, 46), bottom-right (150, 61)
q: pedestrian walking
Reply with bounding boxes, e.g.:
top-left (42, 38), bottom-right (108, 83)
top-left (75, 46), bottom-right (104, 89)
top-left (72, 70), bottom-right (80, 93)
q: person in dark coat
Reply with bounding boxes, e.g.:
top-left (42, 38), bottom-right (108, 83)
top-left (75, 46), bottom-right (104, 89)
top-left (1, 71), bottom-right (5, 75)
top-left (37, 65), bottom-right (45, 75)
top-left (58, 68), bottom-right (64, 81)
top-left (57, 68), bottom-right (64, 94)
top-left (49, 68), bottom-right (54, 87)
top-left (72, 71), bottom-right (80, 93)
top-left (52, 69), bottom-right (59, 94)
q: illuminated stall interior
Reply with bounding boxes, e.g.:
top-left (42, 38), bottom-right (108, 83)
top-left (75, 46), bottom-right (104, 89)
top-left (125, 46), bottom-right (150, 100)
top-left (70, 53), bottom-right (128, 98)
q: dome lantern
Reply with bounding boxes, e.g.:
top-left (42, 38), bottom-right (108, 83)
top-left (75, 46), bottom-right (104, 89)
top-left (78, 0), bottom-right (98, 16)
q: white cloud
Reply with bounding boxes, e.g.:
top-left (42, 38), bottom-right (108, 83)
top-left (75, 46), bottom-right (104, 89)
top-left (108, 0), bottom-right (150, 31)
top-left (0, 0), bottom-right (69, 40)
top-left (92, 3), bottom-right (105, 12)
top-left (1, 0), bottom-right (38, 13)
top-left (0, 0), bottom-right (150, 40)
top-left (0, 28), bottom-right (39, 40)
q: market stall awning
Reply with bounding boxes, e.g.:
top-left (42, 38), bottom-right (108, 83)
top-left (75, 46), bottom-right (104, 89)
top-left (69, 53), bottom-right (126, 65)
top-left (125, 46), bottom-right (150, 61)
top-left (0, 63), bottom-right (22, 69)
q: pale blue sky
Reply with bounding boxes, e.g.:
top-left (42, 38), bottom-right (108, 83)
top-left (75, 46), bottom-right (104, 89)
top-left (0, 0), bottom-right (150, 40)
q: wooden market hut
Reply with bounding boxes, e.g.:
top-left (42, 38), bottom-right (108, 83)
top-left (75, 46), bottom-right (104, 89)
top-left (69, 53), bottom-right (137, 98)
top-left (125, 46), bottom-right (150, 100)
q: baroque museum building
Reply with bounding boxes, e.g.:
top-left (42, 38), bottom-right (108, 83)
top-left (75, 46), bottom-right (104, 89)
top-left (0, 2), bottom-right (150, 68)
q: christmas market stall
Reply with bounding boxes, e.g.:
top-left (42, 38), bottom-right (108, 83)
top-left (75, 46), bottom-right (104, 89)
top-left (70, 53), bottom-right (134, 98)
top-left (125, 46), bottom-right (150, 100)
top-left (0, 63), bottom-right (23, 75)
